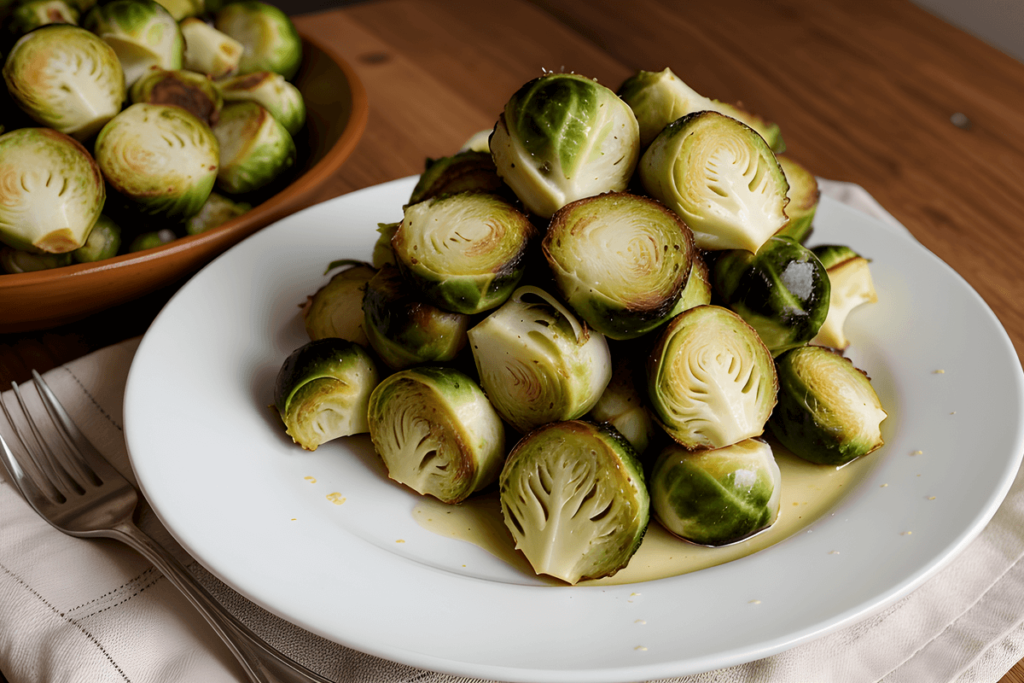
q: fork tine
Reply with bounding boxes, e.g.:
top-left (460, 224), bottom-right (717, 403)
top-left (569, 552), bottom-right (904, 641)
top-left (0, 390), bottom-right (67, 503)
top-left (32, 371), bottom-right (103, 487)
top-left (0, 430), bottom-right (56, 511)
top-left (12, 381), bottom-right (85, 498)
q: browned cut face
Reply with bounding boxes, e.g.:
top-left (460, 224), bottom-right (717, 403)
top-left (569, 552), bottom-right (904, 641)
top-left (149, 80), bottom-right (219, 126)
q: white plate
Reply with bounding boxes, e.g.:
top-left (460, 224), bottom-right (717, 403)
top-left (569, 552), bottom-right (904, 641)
top-left (124, 176), bottom-right (1024, 682)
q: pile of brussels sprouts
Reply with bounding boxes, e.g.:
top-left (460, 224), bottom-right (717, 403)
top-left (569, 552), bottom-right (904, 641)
top-left (273, 68), bottom-right (887, 585)
top-left (0, 0), bottom-right (305, 274)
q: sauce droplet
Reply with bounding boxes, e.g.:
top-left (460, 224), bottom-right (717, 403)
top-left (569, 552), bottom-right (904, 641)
top-left (326, 492), bottom-right (345, 505)
top-left (304, 476), bottom-right (317, 483)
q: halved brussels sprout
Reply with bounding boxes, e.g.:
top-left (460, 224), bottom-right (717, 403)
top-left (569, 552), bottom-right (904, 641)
top-left (459, 128), bottom-right (491, 153)
top-left (0, 128), bottom-right (104, 253)
top-left (468, 286), bottom-right (612, 433)
top-left (83, 0), bottom-right (183, 87)
top-left (712, 235), bottom-right (831, 356)
top-left (667, 251), bottom-right (712, 318)
top-left (180, 17), bottom-right (243, 79)
top-left (371, 221), bottom-right (397, 268)
top-left (408, 151), bottom-right (505, 206)
top-left (302, 261), bottom-right (375, 345)
top-left (639, 110), bottom-right (790, 253)
top-left (128, 227), bottom-right (176, 251)
top-left (367, 366), bottom-right (504, 504)
top-left (543, 192), bottom-right (695, 340)
top-left (770, 345), bottom-right (887, 466)
top-left (73, 214), bottom-right (120, 262)
top-left (130, 68), bottom-right (222, 127)
top-left (810, 245), bottom-right (878, 350)
top-left (217, 70), bottom-right (305, 135)
top-left (490, 73), bottom-right (640, 218)
top-left (0, 247), bottom-right (72, 273)
top-left (214, 1), bottom-right (301, 80)
top-left (618, 68), bottom-right (785, 152)
top-left (212, 101), bottom-right (295, 194)
top-left (775, 156), bottom-right (819, 243)
top-left (185, 192), bottom-right (250, 235)
top-left (647, 305), bottom-right (777, 450)
top-left (588, 356), bottom-right (655, 456)
top-left (274, 338), bottom-right (380, 451)
top-left (392, 192), bottom-right (535, 315)
top-left (2, 25), bottom-right (124, 139)
top-left (153, 0), bottom-right (201, 20)
top-left (95, 103), bottom-right (219, 220)
top-left (499, 420), bottom-right (649, 584)
top-left (362, 264), bottom-right (470, 369)
top-left (650, 438), bottom-right (781, 546)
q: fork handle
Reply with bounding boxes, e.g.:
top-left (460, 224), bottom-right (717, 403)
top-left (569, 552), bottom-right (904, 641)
top-left (103, 519), bottom-right (334, 683)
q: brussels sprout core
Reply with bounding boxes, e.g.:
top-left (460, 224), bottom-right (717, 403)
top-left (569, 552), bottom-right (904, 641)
top-left (2, 25), bottom-right (125, 139)
top-left (367, 366), bottom-right (505, 504)
top-left (650, 438), bottom-right (781, 546)
top-left (0, 128), bottom-right (104, 253)
top-left (500, 420), bottom-right (649, 584)
top-left (468, 286), bottom-right (612, 433)
top-left (95, 103), bottom-right (219, 219)
top-left (647, 305), bottom-right (777, 450)
top-left (543, 192), bottom-right (695, 340)
top-left (83, 0), bottom-right (184, 87)
top-left (392, 192), bottom-right (536, 315)
top-left (490, 73), bottom-right (640, 218)
top-left (639, 111), bottom-right (789, 253)
top-left (274, 338), bottom-right (379, 451)
top-left (770, 345), bottom-right (887, 466)
top-left (810, 245), bottom-right (878, 350)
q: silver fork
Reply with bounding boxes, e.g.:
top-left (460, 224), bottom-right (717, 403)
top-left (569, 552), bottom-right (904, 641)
top-left (0, 371), bottom-right (334, 683)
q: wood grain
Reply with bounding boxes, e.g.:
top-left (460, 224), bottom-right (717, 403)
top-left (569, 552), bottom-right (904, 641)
top-left (2, 0), bottom-right (1024, 679)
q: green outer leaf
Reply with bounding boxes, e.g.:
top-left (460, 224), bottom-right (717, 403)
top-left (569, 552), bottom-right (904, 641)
top-left (214, 1), bottom-right (302, 80)
top-left (408, 151), bottom-right (505, 205)
top-left (499, 420), bottom-right (649, 584)
top-left (769, 345), bottom-right (886, 465)
top-left (650, 439), bottom-right (780, 546)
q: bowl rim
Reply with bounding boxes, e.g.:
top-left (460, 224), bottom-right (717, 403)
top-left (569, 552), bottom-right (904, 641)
top-left (0, 28), bottom-right (369, 290)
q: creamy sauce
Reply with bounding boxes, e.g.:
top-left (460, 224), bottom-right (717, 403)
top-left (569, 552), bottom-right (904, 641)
top-left (413, 442), bottom-right (877, 585)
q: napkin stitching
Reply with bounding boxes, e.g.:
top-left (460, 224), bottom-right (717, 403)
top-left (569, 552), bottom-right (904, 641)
top-left (72, 570), bottom-right (166, 621)
top-left (62, 366), bottom-right (123, 432)
top-left (0, 560), bottom-right (133, 682)
top-left (65, 567), bottom-right (158, 614)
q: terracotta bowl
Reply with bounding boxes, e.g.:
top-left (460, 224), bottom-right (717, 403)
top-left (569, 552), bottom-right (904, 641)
top-left (0, 31), bottom-right (368, 334)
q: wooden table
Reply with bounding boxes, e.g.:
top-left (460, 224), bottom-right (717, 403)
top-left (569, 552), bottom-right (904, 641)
top-left (2, 0), bottom-right (1023, 680)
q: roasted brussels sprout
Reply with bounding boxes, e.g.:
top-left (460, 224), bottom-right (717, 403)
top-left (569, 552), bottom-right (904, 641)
top-left (95, 103), bottom-right (219, 220)
top-left (217, 70), bottom-right (305, 136)
top-left (130, 68), bottom-right (222, 127)
top-left (362, 264), bottom-right (471, 369)
top-left (4, 0), bottom-right (79, 44)
top-left (588, 356), bottom-right (656, 456)
top-left (83, 0), bottom-right (183, 87)
top-left (371, 221), bottom-right (397, 268)
top-left (152, 0), bottom-right (201, 20)
top-left (301, 261), bottom-right (375, 345)
top-left (274, 338), bottom-right (379, 451)
top-left (500, 420), bottom-right (649, 584)
top-left (770, 345), bottom-right (887, 466)
top-left (618, 67), bottom-right (785, 152)
top-left (180, 17), bottom-right (243, 79)
top-left (468, 286), bottom-right (612, 433)
top-left (775, 156), bottom-right (820, 243)
top-left (0, 128), bottom-right (104, 253)
top-left (212, 101), bottom-right (295, 194)
top-left (407, 151), bottom-right (505, 206)
top-left (543, 192), bottom-right (695, 340)
top-left (367, 366), bottom-right (504, 504)
top-left (2, 24), bottom-right (124, 139)
top-left (392, 192), bottom-right (535, 315)
top-left (184, 192), bottom-right (250, 235)
top-left (214, 1), bottom-right (302, 80)
top-left (810, 245), bottom-right (878, 350)
top-left (0, 247), bottom-right (72, 273)
top-left (127, 227), bottom-right (176, 252)
top-left (650, 438), bottom-right (781, 546)
top-left (72, 214), bottom-right (121, 262)
top-left (647, 305), bottom-right (777, 450)
top-left (490, 72), bottom-right (640, 218)
top-left (639, 110), bottom-right (790, 253)
top-left (712, 235), bottom-right (831, 356)
top-left (667, 251), bottom-right (712, 317)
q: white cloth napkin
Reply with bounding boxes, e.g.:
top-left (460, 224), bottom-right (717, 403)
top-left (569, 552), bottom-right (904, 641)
top-left (2, 181), bottom-right (1024, 683)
